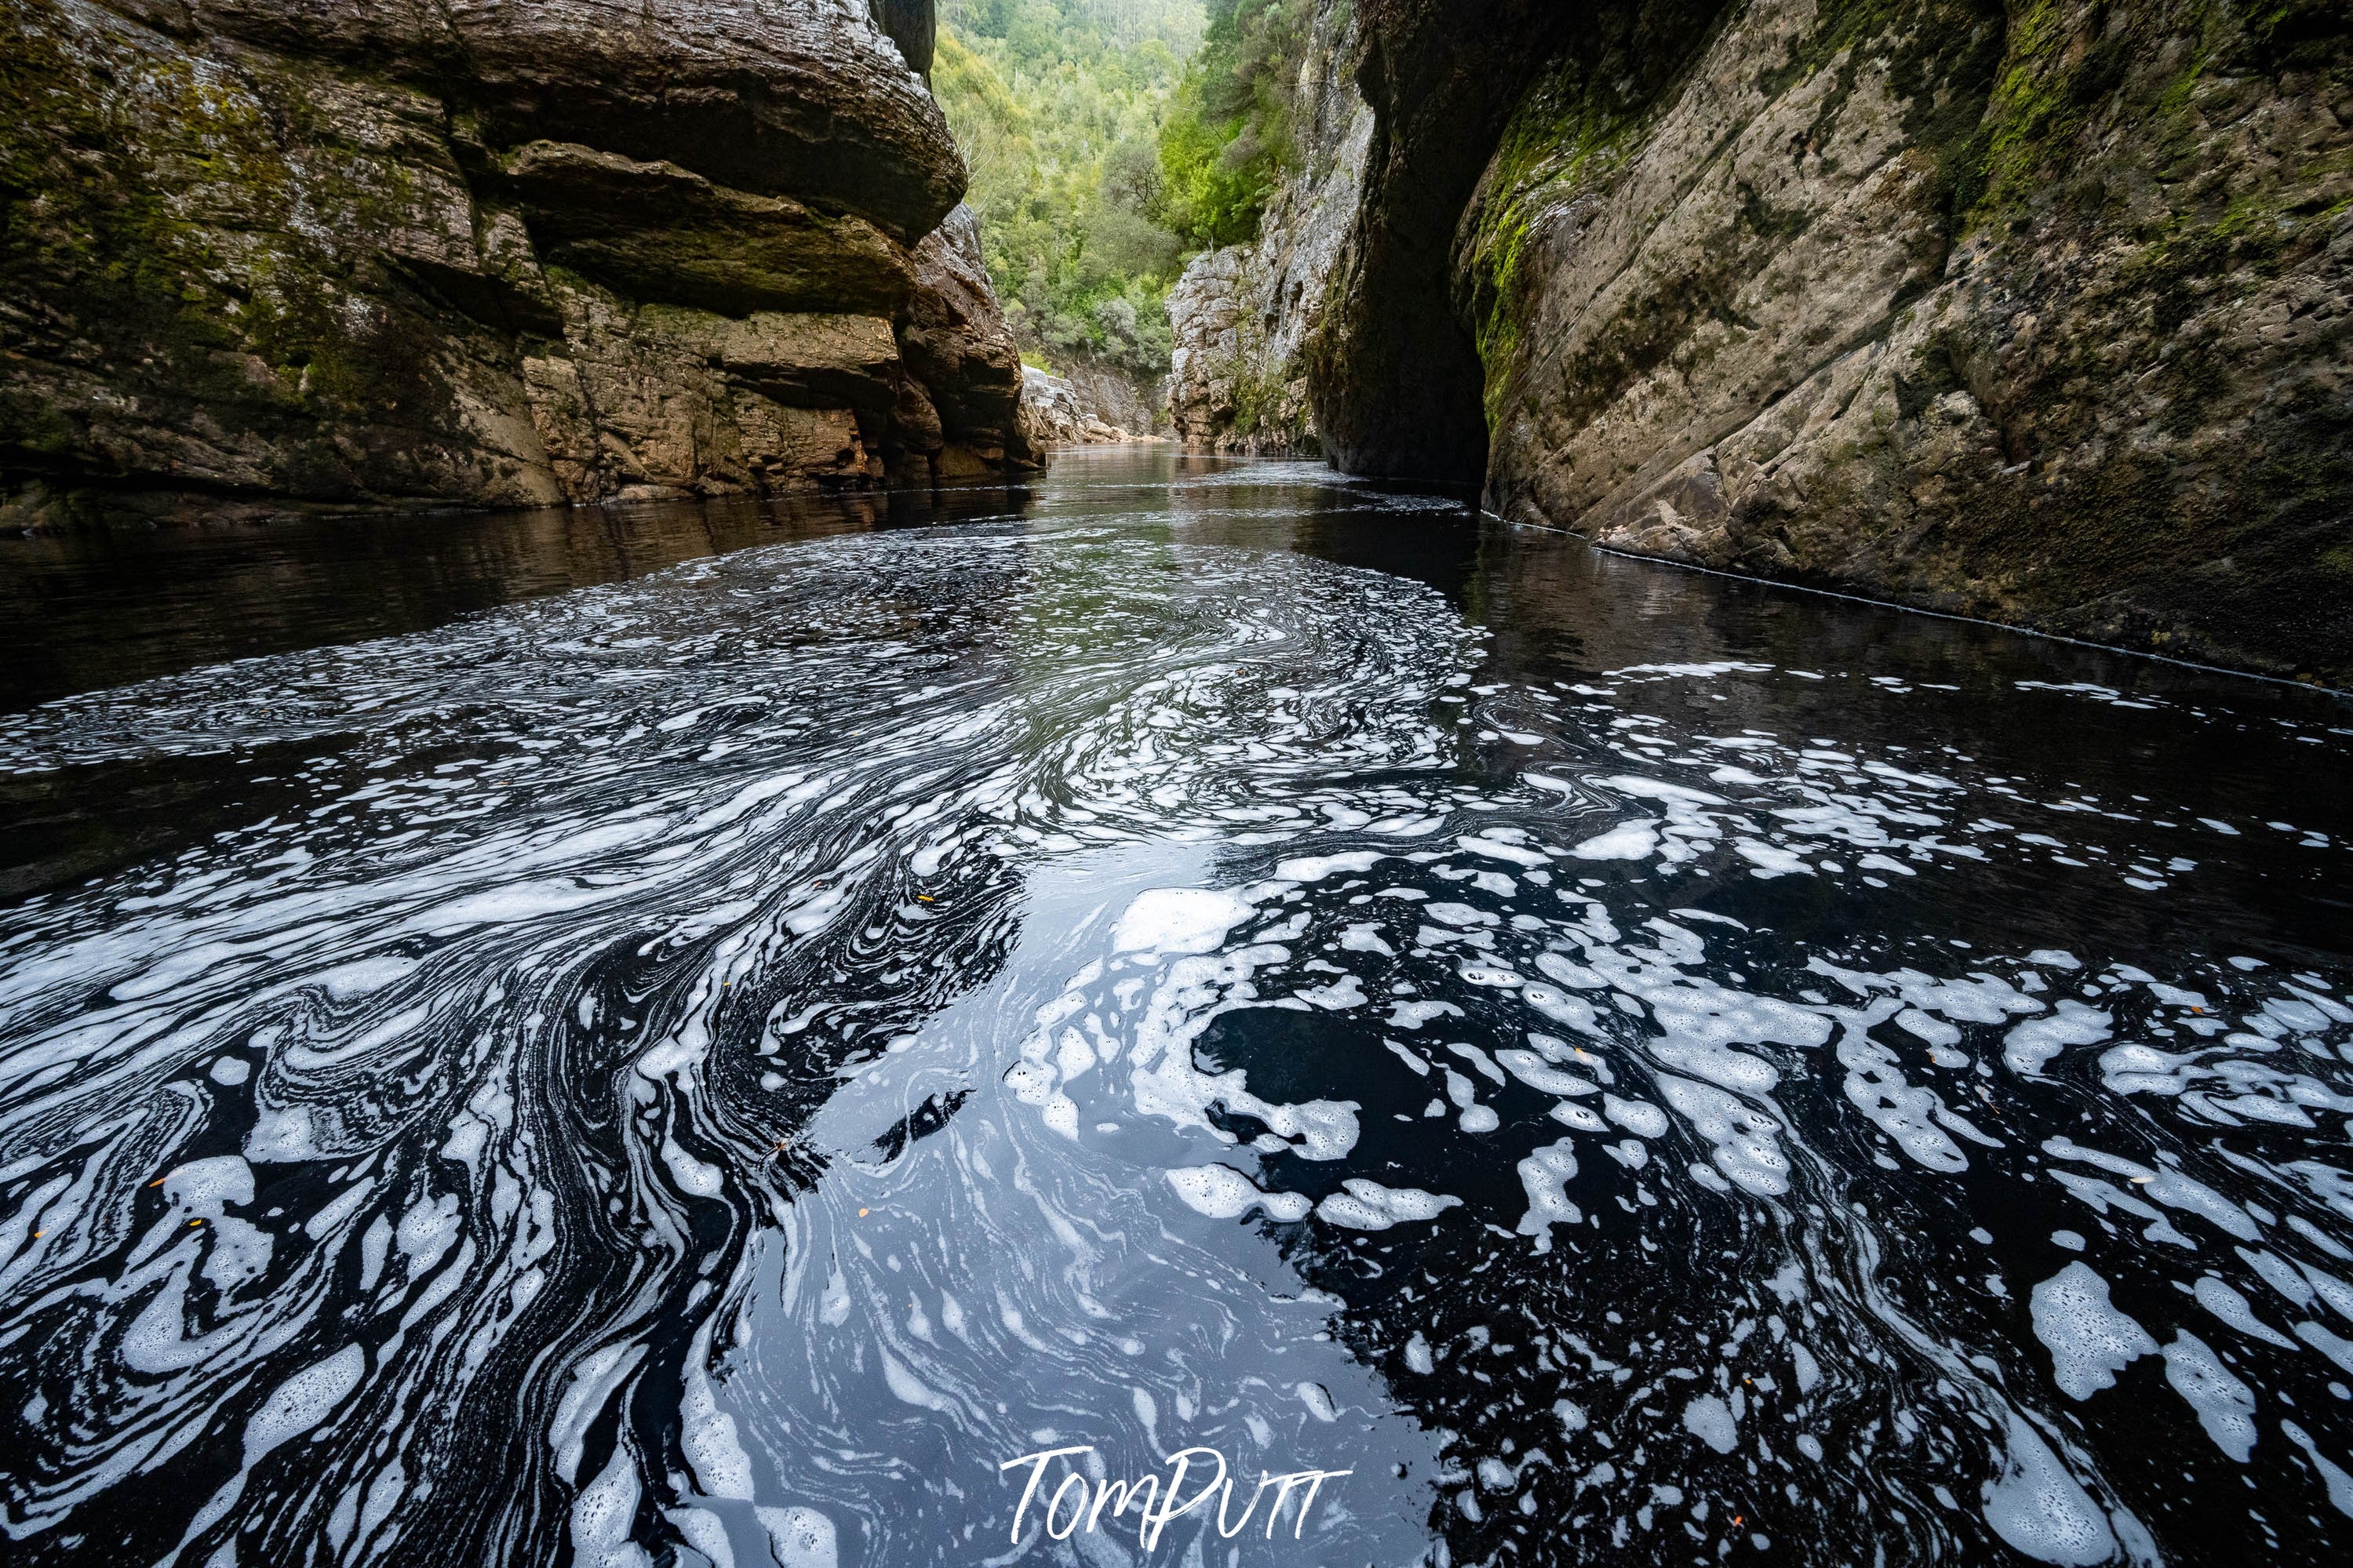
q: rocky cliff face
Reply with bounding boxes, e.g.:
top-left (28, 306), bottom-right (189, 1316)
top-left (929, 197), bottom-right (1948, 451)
top-left (1240, 0), bottom-right (2349, 682)
top-left (1305, 0), bottom-right (1590, 478)
top-left (1018, 365), bottom-right (1131, 449)
top-left (0, 0), bottom-right (1034, 522)
top-left (1058, 353), bottom-right (1167, 438)
top-left (1459, 0), bottom-right (2352, 681)
top-left (1164, 0), bottom-right (1369, 454)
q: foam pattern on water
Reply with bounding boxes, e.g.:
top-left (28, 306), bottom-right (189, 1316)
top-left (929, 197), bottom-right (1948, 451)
top-left (0, 520), bottom-right (2348, 1566)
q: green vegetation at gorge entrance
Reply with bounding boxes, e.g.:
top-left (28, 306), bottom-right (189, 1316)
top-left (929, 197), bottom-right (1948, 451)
top-left (1154, 0), bottom-right (1311, 249)
top-left (932, 1), bottom-right (1311, 381)
top-left (934, 1), bottom-right (1198, 378)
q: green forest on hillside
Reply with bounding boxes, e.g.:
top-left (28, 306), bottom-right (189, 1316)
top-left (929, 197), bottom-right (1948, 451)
top-left (932, 0), bottom-right (1311, 382)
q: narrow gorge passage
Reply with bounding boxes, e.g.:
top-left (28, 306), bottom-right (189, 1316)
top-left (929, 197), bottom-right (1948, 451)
top-left (1171, 0), bottom-right (2351, 682)
top-left (1, 450), bottom-right (2348, 1566)
top-left (4, 0), bottom-right (2348, 1562)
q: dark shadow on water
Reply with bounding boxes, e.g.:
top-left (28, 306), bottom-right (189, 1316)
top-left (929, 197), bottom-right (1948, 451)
top-left (0, 481), bottom-right (1034, 712)
top-left (4, 446), bottom-right (2346, 960)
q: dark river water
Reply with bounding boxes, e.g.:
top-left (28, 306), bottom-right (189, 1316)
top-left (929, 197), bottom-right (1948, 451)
top-left (2, 446), bottom-right (2351, 1566)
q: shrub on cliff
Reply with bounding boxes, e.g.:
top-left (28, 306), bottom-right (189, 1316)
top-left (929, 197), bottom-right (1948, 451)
top-left (1154, 0), bottom-right (1309, 248)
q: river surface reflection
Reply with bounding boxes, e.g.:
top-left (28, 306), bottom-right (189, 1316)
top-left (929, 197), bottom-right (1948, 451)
top-left (0, 447), bottom-right (2349, 1566)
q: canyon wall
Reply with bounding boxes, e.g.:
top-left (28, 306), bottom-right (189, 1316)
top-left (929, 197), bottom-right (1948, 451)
top-left (1055, 354), bottom-right (1167, 438)
top-left (1018, 364), bottom-right (1133, 448)
top-left (1164, 0), bottom-right (1370, 454)
top-left (1217, 0), bottom-right (2351, 682)
top-left (1018, 352), bottom-right (1164, 450)
top-left (0, 0), bottom-right (1033, 523)
top-left (1458, 0), bottom-right (2351, 682)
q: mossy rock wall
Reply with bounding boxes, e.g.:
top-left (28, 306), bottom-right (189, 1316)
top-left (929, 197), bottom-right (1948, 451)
top-left (1295, 0), bottom-right (2352, 681)
top-left (1164, 0), bottom-right (1369, 457)
top-left (0, 0), bottom-right (1033, 522)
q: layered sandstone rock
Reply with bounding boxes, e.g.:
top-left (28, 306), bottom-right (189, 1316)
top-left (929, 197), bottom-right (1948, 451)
top-left (0, 0), bottom-right (1033, 522)
top-left (896, 206), bottom-right (1031, 479)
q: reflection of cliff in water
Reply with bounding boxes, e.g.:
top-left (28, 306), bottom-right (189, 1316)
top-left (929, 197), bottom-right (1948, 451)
top-left (0, 449), bottom-right (2348, 1566)
top-left (0, 485), bottom-right (1032, 715)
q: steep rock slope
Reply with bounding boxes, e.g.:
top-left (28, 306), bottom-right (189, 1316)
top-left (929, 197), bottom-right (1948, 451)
top-left (1018, 365), bottom-right (1132, 448)
top-left (0, 0), bottom-right (1033, 522)
top-left (1288, 0), bottom-right (2351, 681)
top-left (1051, 354), bottom-right (1166, 438)
top-left (1164, 0), bottom-right (1369, 453)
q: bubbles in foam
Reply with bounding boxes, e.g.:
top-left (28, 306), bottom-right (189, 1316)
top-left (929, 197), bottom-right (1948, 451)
top-left (0, 482), bottom-right (2348, 1565)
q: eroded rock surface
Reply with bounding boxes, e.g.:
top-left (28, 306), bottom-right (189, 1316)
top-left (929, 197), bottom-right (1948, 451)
top-left (1018, 366), bottom-right (1128, 449)
top-left (895, 206), bottom-right (1033, 481)
top-left (1307, 0), bottom-right (1586, 479)
top-left (0, 0), bottom-right (1033, 520)
top-left (1461, 0), bottom-right (2353, 680)
top-left (1164, 0), bottom-right (1368, 455)
top-left (1063, 353), bottom-right (1167, 438)
top-left (1271, 0), bottom-right (2351, 680)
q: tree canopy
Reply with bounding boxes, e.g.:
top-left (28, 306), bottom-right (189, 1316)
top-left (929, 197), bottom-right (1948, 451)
top-left (1155, 0), bottom-right (1311, 250)
top-left (931, 1), bottom-right (1311, 378)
